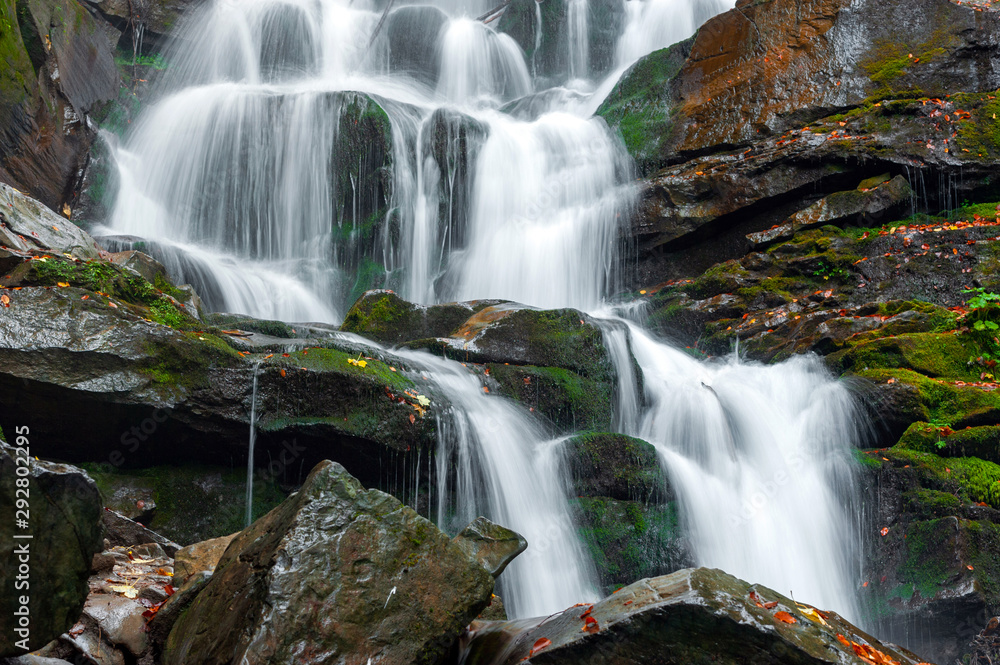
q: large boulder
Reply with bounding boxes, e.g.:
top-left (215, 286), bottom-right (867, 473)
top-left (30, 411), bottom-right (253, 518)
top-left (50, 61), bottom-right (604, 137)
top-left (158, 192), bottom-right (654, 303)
top-left (459, 567), bottom-right (925, 665)
top-left (0, 183), bottom-right (102, 259)
top-left (600, 0), bottom-right (1000, 174)
top-left (0, 0), bottom-right (119, 211)
top-left (163, 461), bottom-right (504, 665)
top-left (0, 439), bottom-right (103, 656)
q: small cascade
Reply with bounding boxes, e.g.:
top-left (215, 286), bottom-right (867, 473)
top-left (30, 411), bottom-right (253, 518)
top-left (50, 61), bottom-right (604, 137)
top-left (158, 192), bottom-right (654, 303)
top-left (567, 0), bottom-right (590, 81)
top-left (390, 346), bottom-right (600, 618)
top-left (246, 361), bottom-right (262, 529)
top-left (435, 18), bottom-right (532, 106)
top-left (600, 320), bottom-right (863, 621)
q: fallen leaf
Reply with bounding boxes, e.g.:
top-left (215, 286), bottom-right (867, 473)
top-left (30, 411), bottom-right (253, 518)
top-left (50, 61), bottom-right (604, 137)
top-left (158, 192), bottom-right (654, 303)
top-left (110, 584), bottom-right (138, 599)
top-left (836, 634), bottom-right (851, 648)
top-left (529, 638), bottom-right (552, 657)
top-left (763, 600), bottom-right (779, 609)
top-left (57, 281), bottom-right (69, 287)
top-left (280, 369), bottom-right (286, 377)
top-left (582, 616), bottom-right (599, 633)
top-left (409, 414), bottom-right (415, 424)
top-left (774, 611), bottom-right (797, 624)
top-left (799, 606), bottom-right (828, 626)
top-left (880, 527), bottom-right (889, 536)
top-left (0, 294), bottom-right (8, 307)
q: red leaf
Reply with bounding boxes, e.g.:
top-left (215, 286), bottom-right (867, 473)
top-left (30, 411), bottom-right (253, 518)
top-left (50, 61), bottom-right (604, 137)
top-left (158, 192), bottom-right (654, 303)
top-left (164, 585), bottom-right (175, 596)
top-left (774, 611), bottom-right (797, 624)
top-left (763, 601), bottom-right (778, 609)
top-left (529, 638), bottom-right (552, 657)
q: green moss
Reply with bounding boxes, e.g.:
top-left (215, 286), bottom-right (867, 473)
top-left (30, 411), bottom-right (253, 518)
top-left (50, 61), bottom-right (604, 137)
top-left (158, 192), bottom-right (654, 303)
top-left (853, 449), bottom-right (884, 469)
top-left (903, 488), bottom-right (962, 519)
top-left (898, 518), bottom-right (957, 598)
top-left (862, 33), bottom-right (950, 93)
top-left (856, 368), bottom-right (1000, 427)
top-left (831, 332), bottom-right (976, 379)
top-left (887, 448), bottom-right (1000, 508)
top-left (572, 496), bottom-right (685, 592)
top-left (487, 364), bottom-right (613, 432)
top-left (596, 37), bottom-right (692, 175)
top-left (277, 347), bottom-right (415, 393)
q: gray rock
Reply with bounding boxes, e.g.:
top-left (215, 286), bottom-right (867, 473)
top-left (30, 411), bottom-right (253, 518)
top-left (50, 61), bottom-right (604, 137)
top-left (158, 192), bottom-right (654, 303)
top-left (0, 184), bottom-right (102, 260)
top-left (460, 568), bottom-right (926, 665)
top-left (0, 441), bottom-right (103, 656)
top-left (453, 517), bottom-right (527, 578)
top-left (163, 460), bottom-right (498, 665)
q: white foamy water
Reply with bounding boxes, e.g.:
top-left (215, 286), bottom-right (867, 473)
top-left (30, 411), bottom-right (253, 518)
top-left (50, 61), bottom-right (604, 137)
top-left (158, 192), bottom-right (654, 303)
top-left (600, 319), bottom-right (862, 620)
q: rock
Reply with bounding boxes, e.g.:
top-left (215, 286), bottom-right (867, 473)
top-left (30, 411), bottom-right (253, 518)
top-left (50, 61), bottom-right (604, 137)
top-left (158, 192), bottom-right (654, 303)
top-left (747, 177), bottom-right (913, 250)
top-left (384, 5), bottom-right (448, 86)
top-left (172, 532), bottom-right (238, 584)
top-left (163, 461), bottom-right (500, 665)
top-left (0, 281), bottom-right (441, 490)
top-left (0, 184), bottom-right (102, 259)
top-left (0, 0), bottom-right (119, 211)
top-left (0, 656), bottom-right (75, 665)
top-left (81, 595), bottom-right (148, 657)
top-left (459, 567), bottom-right (925, 665)
top-left (107, 250), bottom-right (168, 286)
top-left (0, 440), bottom-right (103, 656)
top-left (341, 289), bottom-right (488, 346)
top-left (101, 510), bottom-right (182, 556)
top-left (858, 449), bottom-right (1000, 664)
top-left (601, 0), bottom-right (1000, 174)
top-left (453, 517), bottom-right (527, 578)
top-left (563, 432), bottom-right (670, 502)
top-left (86, 0), bottom-right (205, 44)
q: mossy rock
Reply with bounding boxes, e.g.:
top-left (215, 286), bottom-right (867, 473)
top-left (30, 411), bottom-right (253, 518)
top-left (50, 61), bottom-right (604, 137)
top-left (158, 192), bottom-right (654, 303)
top-left (485, 364), bottom-right (613, 433)
top-left (596, 38), bottom-right (693, 176)
top-left (885, 448), bottom-right (1000, 508)
top-left (341, 290), bottom-right (483, 346)
top-left (898, 422), bottom-right (1000, 464)
top-left (563, 432), bottom-right (669, 502)
top-left (572, 496), bottom-right (690, 593)
top-left (829, 332), bottom-right (975, 379)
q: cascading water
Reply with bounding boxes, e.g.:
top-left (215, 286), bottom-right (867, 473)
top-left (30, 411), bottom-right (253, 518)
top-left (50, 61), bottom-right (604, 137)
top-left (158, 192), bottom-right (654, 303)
top-left (604, 320), bottom-right (863, 620)
top-left (105, 0), bottom-right (865, 626)
top-left (388, 347), bottom-right (600, 618)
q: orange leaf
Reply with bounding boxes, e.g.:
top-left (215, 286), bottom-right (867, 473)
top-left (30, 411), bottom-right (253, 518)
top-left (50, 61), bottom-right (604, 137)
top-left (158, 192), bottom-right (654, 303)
top-left (579, 605), bottom-right (593, 619)
top-left (763, 601), bottom-right (778, 609)
top-left (880, 527), bottom-right (889, 536)
top-left (774, 611), bottom-right (797, 624)
top-left (837, 634), bottom-right (851, 648)
top-left (409, 414), bottom-right (415, 424)
top-left (279, 369), bottom-right (286, 377)
top-left (529, 638), bottom-right (552, 657)
top-left (582, 616), bottom-right (599, 633)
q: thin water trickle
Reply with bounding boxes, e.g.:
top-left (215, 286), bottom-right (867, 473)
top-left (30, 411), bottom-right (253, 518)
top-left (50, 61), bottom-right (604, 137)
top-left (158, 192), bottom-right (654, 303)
top-left (246, 361), bottom-right (262, 529)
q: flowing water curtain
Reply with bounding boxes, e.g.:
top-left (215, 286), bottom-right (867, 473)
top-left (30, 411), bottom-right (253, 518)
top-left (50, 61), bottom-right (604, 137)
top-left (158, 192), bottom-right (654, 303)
top-left (604, 321), bottom-right (864, 622)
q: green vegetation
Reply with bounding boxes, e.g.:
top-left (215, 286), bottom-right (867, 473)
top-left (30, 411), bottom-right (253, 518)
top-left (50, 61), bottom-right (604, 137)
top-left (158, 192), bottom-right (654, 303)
top-left (277, 347), bottom-right (415, 393)
top-left (113, 52), bottom-right (168, 70)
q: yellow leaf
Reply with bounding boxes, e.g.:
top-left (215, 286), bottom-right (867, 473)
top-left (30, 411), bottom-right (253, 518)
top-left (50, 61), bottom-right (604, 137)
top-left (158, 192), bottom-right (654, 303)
top-left (416, 395), bottom-right (430, 407)
top-left (798, 606), bottom-right (828, 626)
top-left (57, 282), bottom-right (69, 287)
top-left (357, 360), bottom-right (367, 368)
top-left (109, 584), bottom-right (138, 599)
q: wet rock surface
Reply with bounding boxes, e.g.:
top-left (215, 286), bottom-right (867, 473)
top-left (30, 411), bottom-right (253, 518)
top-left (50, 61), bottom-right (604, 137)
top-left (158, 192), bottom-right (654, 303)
top-left (163, 460), bottom-right (500, 665)
top-left (460, 567), bottom-right (926, 665)
top-left (0, 439), bottom-right (103, 656)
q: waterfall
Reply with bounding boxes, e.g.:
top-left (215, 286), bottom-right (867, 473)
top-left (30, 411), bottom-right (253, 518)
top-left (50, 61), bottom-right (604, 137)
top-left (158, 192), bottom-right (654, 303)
top-left (103, 0), bottom-right (869, 626)
top-left (600, 320), bottom-right (863, 620)
top-left (567, 0), bottom-right (589, 81)
top-left (246, 361), bottom-right (262, 529)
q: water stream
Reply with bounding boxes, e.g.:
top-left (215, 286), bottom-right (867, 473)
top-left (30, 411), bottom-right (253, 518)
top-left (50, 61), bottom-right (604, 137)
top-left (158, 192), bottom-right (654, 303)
top-left (105, 0), bottom-right (865, 625)
top-left (246, 361), bottom-right (262, 529)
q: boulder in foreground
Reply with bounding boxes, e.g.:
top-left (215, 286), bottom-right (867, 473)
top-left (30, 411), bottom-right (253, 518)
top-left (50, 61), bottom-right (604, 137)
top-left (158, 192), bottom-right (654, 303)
top-left (163, 460), bottom-right (507, 665)
top-left (460, 567), bottom-right (926, 665)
